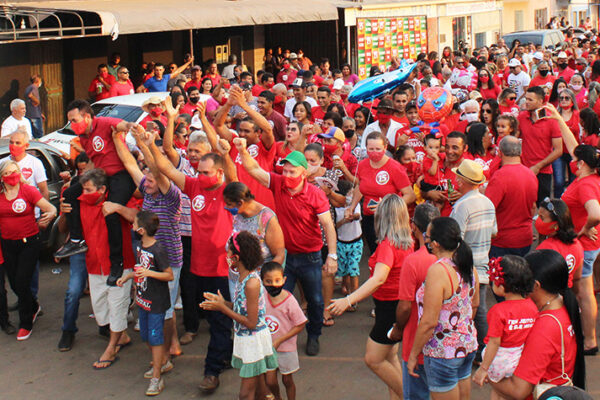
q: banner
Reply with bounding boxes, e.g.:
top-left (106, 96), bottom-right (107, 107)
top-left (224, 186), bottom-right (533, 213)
top-left (356, 16), bottom-right (427, 80)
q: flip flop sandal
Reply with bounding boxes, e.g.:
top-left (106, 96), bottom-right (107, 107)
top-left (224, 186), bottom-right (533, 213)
top-left (93, 356), bottom-right (120, 370)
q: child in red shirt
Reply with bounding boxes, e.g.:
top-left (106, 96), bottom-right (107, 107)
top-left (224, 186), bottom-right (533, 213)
top-left (473, 256), bottom-right (539, 393)
top-left (421, 133), bottom-right (445, 209)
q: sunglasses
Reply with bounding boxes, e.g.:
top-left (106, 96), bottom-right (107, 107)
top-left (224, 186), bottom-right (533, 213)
top-left (508, 97), bottom-right (517, 100)
top-left (120, 71), bottom-right (130, 74)
top-left (483, 109), bottom-right (493, 114)
top-left (559, 96), bottom-right (571, 101)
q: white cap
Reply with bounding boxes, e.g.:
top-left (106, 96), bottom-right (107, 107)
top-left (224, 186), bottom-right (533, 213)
top-left (507, 58), bottom-right (521, 67)
top-left (557, 51), bottom-right (568, 59)
top-left (332, 78), bottom-right (344, 90)
top-left (533, 52), bottom-right (544, 60)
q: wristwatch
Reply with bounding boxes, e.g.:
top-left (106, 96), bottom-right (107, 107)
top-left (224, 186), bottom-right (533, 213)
top-left (327, 253), bottom-right (338, 261)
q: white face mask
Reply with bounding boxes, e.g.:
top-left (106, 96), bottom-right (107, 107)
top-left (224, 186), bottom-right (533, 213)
top-left (462, 112), bottom-right (479, 122)
top-left (570, 84), bottom-right (583, 92)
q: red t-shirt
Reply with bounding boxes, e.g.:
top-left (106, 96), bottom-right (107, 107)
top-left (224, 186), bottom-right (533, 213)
top-left (79, 117), bottom-right (126, 176)
top-left (558, 67), bottom-right (575, 83)
top-left (514, 307), bottom-right (577, 386)
top-left (230, 141), bottom-right (276, 210)
top-left (89, 75), bottom-right (116, 101)
top-left (582, 134), bottom-right (600, 147)
top-left (493, 67), bottom-right (510, 87)
top-left (517, 111), bottom-right (562, 174)
top-left (251, 85), bottom-right (269, 97)
top-left (180, 102), bottom-right (198, 116)
top-left (322, 150), bottom-right (358, 181)
top-left (469, 152), bottom-right (495, 179)
top-left (357, 158), bottom-right (411, 216)
top-left (479, 85), bottom-right (501, 100)
top-left (396, 128), bottom-right (426, 163)
top-left (397, 246), bottom-right (437, 362)
top-left (561, 174), bottom-right (600, 250)
top-left (183, 177), bottom-right (232, 277)
top-left (344, 102), bottom-right (361, 118)
top-left (485, 298), bottom-right (538, 347)
top-left (80, 196), bottom-right (136, 275)
top-left (311, 106), bottom-right (327, 126)
top-left (498, 104), bottom-right (520, 117)
top-left (108, 80), bottom-right (134, 97)
top-left (368, 238), bottom-right (413, 301)
top-left (537, 237), bottom-right (584, 288)
top-left (0, 184), bottom-right (41, 240)
top-left (268, 173), bottom-right (330, 254)
top-left (422, 154), bottom-right (445, 186)
top-left (276, 69), bottom-right (297, 88)
top-left (530, 75), bottom-right (557, 90)
top-left (184, 79), bottom-right (203, 92)
top-left (439, 160), bottom-right (462, 217)
top-left (139, 114), bottom-right (168, 131)
top-left (273, 142), bottom-right (293, 174)
top-left (485, 164), bottom-right (538, 248)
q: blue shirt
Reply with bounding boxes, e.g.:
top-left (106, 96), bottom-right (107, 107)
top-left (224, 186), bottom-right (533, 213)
top-left (144, 74), bottom-right (171, 92)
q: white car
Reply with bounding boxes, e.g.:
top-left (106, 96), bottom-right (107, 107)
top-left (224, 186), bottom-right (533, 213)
top-left (40, 92), bottom-right (209, 154)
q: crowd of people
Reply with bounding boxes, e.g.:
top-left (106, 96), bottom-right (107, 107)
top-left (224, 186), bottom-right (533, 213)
top-left (2, 22), bottom-right (600, 400)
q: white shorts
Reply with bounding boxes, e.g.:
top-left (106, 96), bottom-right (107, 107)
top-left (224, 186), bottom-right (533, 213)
top-left (277, 350), bottom-right (300, 375)
top-left (89, 271), bottom-right (132, 333)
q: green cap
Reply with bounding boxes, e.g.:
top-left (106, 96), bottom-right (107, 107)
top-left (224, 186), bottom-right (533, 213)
top-left (282, 151), bottom-right (308, 169)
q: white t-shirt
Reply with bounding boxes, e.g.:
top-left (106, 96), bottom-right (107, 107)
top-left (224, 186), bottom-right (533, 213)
top-left (284, 96), bottom-right (318, 121)
top-left (335, 204), bottom-right (362, 242)
top-left (507, 71), bottom-right (531, 100)
top-left (360, 119), bottom-right (405, 149)
top-left (1, 115), bottom-right (33, 139)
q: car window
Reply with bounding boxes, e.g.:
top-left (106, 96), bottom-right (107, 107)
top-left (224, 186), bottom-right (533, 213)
top-left (51, 153), bottom-right (69, 173)
top-left (92, 104), bottom-right (143, 122)
top-left (504, 34), bottom-right (542, 46)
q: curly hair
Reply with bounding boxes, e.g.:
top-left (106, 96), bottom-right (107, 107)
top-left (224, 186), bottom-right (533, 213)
top-left (500, 255), bottom-right (534, 297)
top-left (229, 231), bottom-right (264, 272)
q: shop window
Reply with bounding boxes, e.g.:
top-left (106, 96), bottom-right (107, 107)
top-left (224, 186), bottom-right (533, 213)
top-left (475, 32), bottom-right (486, 48)
top-left (535, 8), bottom-right (548, 29)
top-left (452, 17), bottom-right (466, 49)
top-left (215, 44), bottom-right (229, 64)
top-left (515, 10), bottom-right (524, 31)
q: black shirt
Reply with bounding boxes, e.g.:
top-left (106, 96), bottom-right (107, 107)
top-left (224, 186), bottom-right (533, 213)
top-left (135, 242), bottom-right (170, 314)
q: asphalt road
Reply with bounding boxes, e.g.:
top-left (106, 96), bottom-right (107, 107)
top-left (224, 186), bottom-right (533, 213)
top-left (1, 259), bottom-right (600, 400)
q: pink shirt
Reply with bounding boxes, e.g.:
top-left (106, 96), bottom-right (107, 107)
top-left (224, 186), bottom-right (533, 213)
top-left (265, 291), bottom-right (307, 352)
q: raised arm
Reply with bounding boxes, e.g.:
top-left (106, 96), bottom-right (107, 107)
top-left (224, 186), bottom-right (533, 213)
top-left (214, 138), bottom-right (238, 184)
top-left (196, 101), bottom-right (219, 150)
top-left (232, 137), bottom-right (269, 187)
top-left (134, 130), bottom-right (171, 195)
top-left (112, 127), bottom-right (144, 187)
top-left (170, 56), bottom-right (194, 79)
top-left (231, 87), bottom-right (274, 149)
top-left (162, 96), bottom-right (182, 167)
top-left (544, 103), bottom-right (578, 157)
top-left (148, 139), bottom-right (186, 191)
top-left (213, 95), bottom-right (236, 142)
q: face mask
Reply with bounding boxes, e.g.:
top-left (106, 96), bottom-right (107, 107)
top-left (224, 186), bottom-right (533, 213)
top-left (405, 161), bottom-right (418, 174)
top-left (344, 129), bottom-right (355, 139)
top-left (576, 65), bottom-right (586, 72)
top-left (570, 84), bottom-right (583, 92)
top-left (9, 144), bottom-right (25, 158)
top-left (2, 172), bottom-right (20, 186)
top-left (368, 150), bottom-right (385, 163)
top-left (377, 114), bottom-right (392, 125)
top-left (283, 174), bottom-right (304, 189)
top-left (562, 101), bottom-right (573, 109)
top-left (539, 70), bottom-right (550, 77)
top-left (558, 62), bottom-right (568, 69)
top-left (150, 108), bottom-right (162, 117)
top-left (535, 217), bottom-right (558, 236)
top-left (340, 93), bottom-right (348, 100)
top-left (307, 164), bottom-right (320, 175)
top-left (505, 98), bottom-right (516, 107)
top-left (71, 118), bottom-right (88, 136)
top-left (224, 207), bottom-right (239, 216)
top-left (462, 112), bottom-right (479, 122)
top-left (322, 143), bottom-right (338, 155)
top-left (79, 192), bottom-right (103, 205)
top-left (196, 174), bottom-right (220, 189)
top-left (479, 76), bottom-right (489, 83)
top-left (264, 285), bottom-right (284, 297)
top-left (266, 82), bottom-right (275, 89)
top-left (570, 160), bottom-right (579, 175)
top-left (190, 160), bottom-right (199, 170)
top-left (189, 96), bottom-right (200, 104)
top-left (100, 72), bottom-right (109, 78)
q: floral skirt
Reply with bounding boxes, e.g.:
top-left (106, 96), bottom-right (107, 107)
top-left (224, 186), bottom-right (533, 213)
top-left (232, 328), bottom-right (278, 378)
top-left (483, 344), bottom-right (524, 383)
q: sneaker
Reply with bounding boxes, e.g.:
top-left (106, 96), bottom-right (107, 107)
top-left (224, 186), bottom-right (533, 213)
top-left (179, 331), bottom-right (196, 345)
top-left (54, 240), bottom-right (88, 259)
top-left (134, 318), bottom-right (140, 332)
top-left (144, 360), bottom-right (174, 378)
top-left (17, 328), bottom-right (32, 341)
top-left (58, 331), bottom-right (75, 352)
top-left (0, 321), bottom-right (16, 335)
top-left (145, 377), bottom-right (164, 396)
top-left (198, 375), bottom-right (219, 393)
top-left (174, 295), bottom-right (183, 310)
top-left (32, 305), bottom-right (42, 324)
top-left (306, 337), bottom-right (320, 356)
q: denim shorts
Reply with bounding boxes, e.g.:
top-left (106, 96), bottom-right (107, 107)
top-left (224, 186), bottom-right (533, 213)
top-left (582, 249), bottom-right (600, 278)
top-left (165, 266), bottom-right (182, 319)
top-left (138, 308), bottom-right (166, 346)
top-left (424, 351), bottom-right (476, 393)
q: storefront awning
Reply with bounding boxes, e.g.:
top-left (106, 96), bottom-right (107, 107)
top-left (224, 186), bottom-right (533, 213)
top-left (0, 0), bottom-right (339, 43)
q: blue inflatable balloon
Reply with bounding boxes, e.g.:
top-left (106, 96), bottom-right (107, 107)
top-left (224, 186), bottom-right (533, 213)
top-left (348, 61), bottom-right (417, 103)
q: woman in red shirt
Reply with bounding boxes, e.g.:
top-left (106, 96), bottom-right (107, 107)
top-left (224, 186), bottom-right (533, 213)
top-left (328, 194), bottom-right (413, 399)
top-left (465, 122), bottom-right (495, 179)
top-left (480, 99), bottom-right (499, 139)
top-left (0, 161), bottom-right (56, 340)
top-left (477, 68), bottom-right (501, 100)
top-left (579, 108), bottom-right (600, 147)
top-left (497, 88), bottom-right (519, 117)
top-left (554, 89), bottom-right (580, 197)
top-left (273, 122), bottom-right (308, 174)
top-left (536, 198), bottom-right (584, 289)
top-left (489, 250), bottom-right (585, 398)
top-left (347, 131), bottom-right (415, 253)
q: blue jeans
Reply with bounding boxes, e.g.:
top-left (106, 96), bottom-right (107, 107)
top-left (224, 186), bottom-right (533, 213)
top-left (402, 360), bottom-right (430, 400)
top-left (489, 245), bottom-right (530, 258)
top-left (283, 251), bottom-right (323, 339)
top-left (62, 253), bottom-right (88, 332)
top-left (552, 153), bottom-right (573, 198)
top-left (30, 118), bottom-right (44, 139)
top-left (474, 283), bottom-right (488, 360)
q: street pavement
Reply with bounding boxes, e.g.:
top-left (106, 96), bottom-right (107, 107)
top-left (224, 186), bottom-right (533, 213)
top-left (1, 259), bottom-right (600, 399)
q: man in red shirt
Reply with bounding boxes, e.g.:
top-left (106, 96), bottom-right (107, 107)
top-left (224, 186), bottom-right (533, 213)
top-left (251, 72), bottom-right (274, 97)
top-left (204, 62), bottom-right (222, 88)
top-left (235, 144), bottom-right (337, 357)
top-left (184, 65), bottom-right (203, 92)
top-left (256, 90), bottom-right (287, 142)
top-left (389, 203), bottom-right (439, 399)
top-left (485, 136), bottom-right (538, 257)
top-left (392, 91), bottom-right (410, 125)
top-left (88, 64), bottom-right (116, 102)
top-left (556, 51), bottom-right (575, 83)
top-left (517, 86), bottom-right (562, 204)
top-left (150, 135), bottom-right (236, 393)
top-left (311, 86), bottom-right (332, 126)
top-left (529, 61), bottom-right (556, 90)
top-left (56, 100), bottom-right (138, 288)
top-left (276, 60), bottom-right (298, 88)
top-left (108, 66), bottom-right (134, 97)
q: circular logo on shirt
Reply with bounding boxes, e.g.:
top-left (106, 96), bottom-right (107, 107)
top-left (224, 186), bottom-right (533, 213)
top-left (415, 151), bottom-right (425, 163)
top-left (265, 315), bottom-right (280, 334)
top-left (92, 136), bottom-right (105, 152)
top-left (12, 198), bottom-right (26, 213)
top-left (247, 144), bottom-right (259, 159)
top-left (191, 194), bottom-right (205, 212)
top-left (375, 170), bottom-right (390, 185)
top-left (566, 254), bottom-right (576, 274)
top-left (268, 120), bottom-right (275, 128)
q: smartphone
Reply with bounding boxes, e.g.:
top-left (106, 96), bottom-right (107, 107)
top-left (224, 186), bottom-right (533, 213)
top-left (367, 199), bottom-right (379, 208)
top-left (535, 108), bottom-right (546, 119)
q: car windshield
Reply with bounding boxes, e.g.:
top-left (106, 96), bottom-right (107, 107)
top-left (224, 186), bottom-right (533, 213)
top-left (91, 104), bottom-right (144, 122)
top-left (504, 34), bottom-right (542, 46)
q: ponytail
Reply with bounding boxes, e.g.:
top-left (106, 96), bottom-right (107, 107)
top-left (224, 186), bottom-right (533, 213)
top-left (452, 238), bottom-right (474, 286)
top-left (562, 287), bottom-right (586, 389)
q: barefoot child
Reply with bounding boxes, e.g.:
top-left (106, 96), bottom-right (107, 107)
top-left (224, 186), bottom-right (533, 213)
top-left (117, 211), bottom-right (174, 396)
top-left (262, 262), bottom-right (308, 400)
top-left (472, 256), bottom-right (538, 399)
top-left (200, 231), bottom-right (278, 400)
